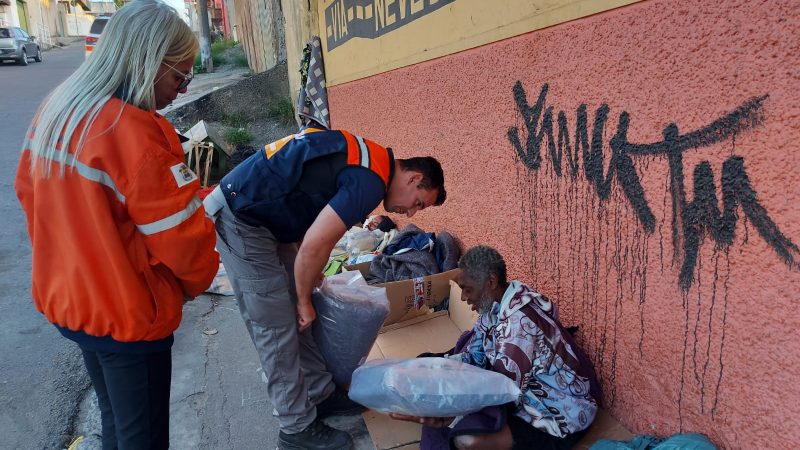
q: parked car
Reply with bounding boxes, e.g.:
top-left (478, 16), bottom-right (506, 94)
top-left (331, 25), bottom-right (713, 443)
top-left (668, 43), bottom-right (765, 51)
top-left (0, 27), bottom-right (42, 66)
top-left (85, 15), bottom-right (112, 59)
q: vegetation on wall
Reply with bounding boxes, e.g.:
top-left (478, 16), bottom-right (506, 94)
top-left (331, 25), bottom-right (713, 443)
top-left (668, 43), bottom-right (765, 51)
top-left (220, 112), bottom-right (253, 147)
top-left (267, 98), bottom-right (296, 125)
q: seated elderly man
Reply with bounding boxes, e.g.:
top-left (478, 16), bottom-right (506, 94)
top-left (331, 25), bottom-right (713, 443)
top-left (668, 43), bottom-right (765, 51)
top-left (390, 245), bottom-right (600, 450)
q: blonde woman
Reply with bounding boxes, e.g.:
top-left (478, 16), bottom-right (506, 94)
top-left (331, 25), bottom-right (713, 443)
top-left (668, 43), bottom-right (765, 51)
top-left (14, 1), bottom-right (218, 448)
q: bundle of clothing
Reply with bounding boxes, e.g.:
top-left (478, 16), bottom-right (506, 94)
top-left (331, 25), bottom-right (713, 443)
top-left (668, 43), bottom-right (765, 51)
top-left (325, 227), bottom-right (398, 276)
top-left (368, 224), bottom-right (459, 283)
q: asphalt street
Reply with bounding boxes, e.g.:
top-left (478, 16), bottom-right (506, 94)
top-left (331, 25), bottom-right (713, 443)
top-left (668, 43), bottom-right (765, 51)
top-left (0, 44), bottom-right (90, 449)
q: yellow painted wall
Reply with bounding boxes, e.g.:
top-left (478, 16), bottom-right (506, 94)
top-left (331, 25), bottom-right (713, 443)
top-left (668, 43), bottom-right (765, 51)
top-left (318, 0), bottom-right (641, 86)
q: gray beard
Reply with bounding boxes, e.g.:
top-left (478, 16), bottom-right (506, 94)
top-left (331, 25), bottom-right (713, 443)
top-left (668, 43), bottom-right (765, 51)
top-left (476, 293), bottom-right (496, 315)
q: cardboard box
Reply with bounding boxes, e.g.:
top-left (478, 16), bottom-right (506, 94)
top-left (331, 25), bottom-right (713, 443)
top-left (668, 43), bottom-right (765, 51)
top-left (361, 279), bottom-right (479, 449)
top-left (361, 280), bottom-right (633, 450)
top-left (343, 262), bottom-right (460, 326)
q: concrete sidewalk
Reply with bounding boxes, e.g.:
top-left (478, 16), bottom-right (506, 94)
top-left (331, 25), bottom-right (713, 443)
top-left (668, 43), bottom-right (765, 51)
top-left (72, 294), bottom-right (373, 449)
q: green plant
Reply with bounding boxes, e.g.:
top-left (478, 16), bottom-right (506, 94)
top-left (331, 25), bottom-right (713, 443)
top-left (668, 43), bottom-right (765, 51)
top-left (223, 128), bottom-right (252, 147)
top-left (193, 53), bottom-right (206, 74)
top-left (211, 38), bottom-right (236, 64)
top-left (211, 38), bottom-right (237, 52)
top-left (267, 98), bottom-right (296, 125)
top-left (212, 55), bottom-right (226, 66)
top-left (233, 54), bottom-right (249, 68)
top-left (220, 111), bottom-right (250, 129)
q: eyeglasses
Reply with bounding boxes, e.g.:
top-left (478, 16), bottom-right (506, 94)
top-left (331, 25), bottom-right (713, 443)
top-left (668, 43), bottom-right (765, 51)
top-left (162, 62), bottom-right (194, 90)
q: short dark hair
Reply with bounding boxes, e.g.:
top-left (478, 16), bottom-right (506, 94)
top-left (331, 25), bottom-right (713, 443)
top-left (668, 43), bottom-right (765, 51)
top-left (396, 156), bottom-right (446, 205)
top-left (458, 246), bottom-right (507, 285)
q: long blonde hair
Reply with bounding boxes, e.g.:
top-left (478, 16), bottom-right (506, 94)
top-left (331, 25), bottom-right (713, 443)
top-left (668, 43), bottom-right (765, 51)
top-left (26, 0), bottom-right (198, 176)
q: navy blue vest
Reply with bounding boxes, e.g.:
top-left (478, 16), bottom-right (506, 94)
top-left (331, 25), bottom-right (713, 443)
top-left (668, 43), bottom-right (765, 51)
top-left (219, 129), bottom-right (393, 243)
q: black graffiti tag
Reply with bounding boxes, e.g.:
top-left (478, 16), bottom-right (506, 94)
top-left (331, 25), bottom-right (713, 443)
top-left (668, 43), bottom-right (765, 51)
top-left (508, 82), bottom-right (798, 290)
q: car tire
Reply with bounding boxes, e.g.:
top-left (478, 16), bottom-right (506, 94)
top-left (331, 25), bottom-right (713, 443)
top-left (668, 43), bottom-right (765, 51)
top-left (18, 49), bottom-right (28, 66)
top-left (34, 47), bottom-right (42, 63)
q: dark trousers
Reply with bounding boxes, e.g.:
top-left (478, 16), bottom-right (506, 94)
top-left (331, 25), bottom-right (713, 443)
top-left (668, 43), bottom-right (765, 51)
top-left (81, 348), bottom-right (172, 450)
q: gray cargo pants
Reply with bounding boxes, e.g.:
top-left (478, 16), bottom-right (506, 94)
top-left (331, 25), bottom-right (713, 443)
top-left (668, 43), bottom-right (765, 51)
top-left (207, 192), bottom-right (335, 433)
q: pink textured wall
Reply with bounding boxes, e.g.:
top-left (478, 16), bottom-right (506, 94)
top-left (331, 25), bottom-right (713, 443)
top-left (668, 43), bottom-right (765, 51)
top-left (328, 0), bottom-right (800, 448)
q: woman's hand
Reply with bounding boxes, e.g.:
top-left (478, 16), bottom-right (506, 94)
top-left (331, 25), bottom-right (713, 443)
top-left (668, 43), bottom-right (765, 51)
top-left (296, 302), bottom-right (316, 332)
top-left (388, 413), bottom-right (454, 428)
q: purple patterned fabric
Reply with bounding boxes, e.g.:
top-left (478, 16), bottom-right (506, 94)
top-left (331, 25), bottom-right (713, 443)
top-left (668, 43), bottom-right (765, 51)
top-left (448, 281), bottom-right (598, 437)
top-left (420, 406), bottom-right (505, 450)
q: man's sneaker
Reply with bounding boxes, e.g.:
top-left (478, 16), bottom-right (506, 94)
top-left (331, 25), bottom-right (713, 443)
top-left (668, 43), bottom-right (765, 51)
top-left (316, 387), bottom-right (366, 419)
top-left (278, 418), bottom-right (353, 450)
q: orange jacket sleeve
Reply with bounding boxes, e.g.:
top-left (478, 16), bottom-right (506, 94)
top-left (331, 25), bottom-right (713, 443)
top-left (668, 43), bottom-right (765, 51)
top-left (125, 146), bottom-right (219, 297)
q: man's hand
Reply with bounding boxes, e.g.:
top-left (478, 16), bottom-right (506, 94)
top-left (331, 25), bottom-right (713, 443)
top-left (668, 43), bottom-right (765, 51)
top-left (294, 205), bottom-right (346, 332)
top-left (388, 413), bottom-right (454, 428)
top-left (297, 302), bottom-right (317, 332)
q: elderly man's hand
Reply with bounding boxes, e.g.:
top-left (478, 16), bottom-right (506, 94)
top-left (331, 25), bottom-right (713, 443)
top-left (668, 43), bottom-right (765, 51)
top-left (388, 413), bottom-right (454, 428)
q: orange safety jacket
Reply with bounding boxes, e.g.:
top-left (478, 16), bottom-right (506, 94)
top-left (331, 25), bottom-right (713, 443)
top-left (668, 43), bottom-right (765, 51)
top-left (15, 97), bottom-right (219, 343)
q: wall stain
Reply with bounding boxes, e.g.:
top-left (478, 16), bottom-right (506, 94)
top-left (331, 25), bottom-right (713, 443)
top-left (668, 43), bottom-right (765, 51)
top-left (660, 173), bottom-right (669, 272)
top-left (700, 249), bottom-right (721, 414)
top-left (508, 82), bottom-right (798, 290)
top-left (712, 250), bottom-right (731, 419)
top-left (678, 289), bottom-right (689, 431)
top-left (692, 251), bottom-right (704, 386)
top-left (508, 82), bottom-right (785, 423)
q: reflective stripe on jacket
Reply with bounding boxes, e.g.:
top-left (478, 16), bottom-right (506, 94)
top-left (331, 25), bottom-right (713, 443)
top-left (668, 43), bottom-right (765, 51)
top-left (15, 97), bottom-right (219, 342)
top-left (220, 128), bottom-right (393, 243)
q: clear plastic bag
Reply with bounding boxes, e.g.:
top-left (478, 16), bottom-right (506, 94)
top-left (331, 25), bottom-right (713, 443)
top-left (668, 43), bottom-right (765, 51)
top-left (312, 271), bottom-right (390, 387)
top-left (346, 229), bottom-right (380, 256)
top-left (348, 358), bottom-right (521, 417)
